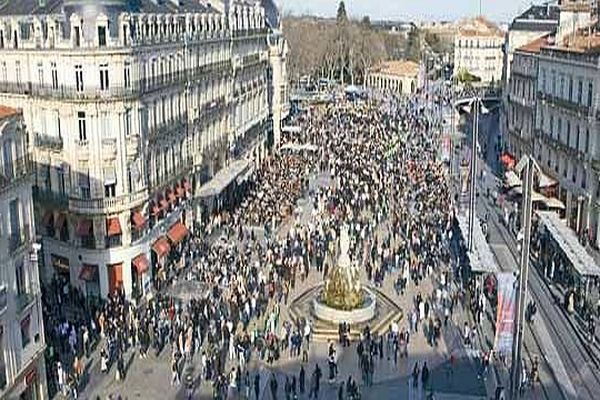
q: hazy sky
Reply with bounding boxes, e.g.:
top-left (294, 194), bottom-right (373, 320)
top-left (281, 0), bottom-right (540, 23)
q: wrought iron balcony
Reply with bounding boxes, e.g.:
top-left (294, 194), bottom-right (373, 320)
top-left (0, 155), bottom-right (33, 193)
top-left (34, 134), bottom-right (63, 151)
top-left (9, 224), bottom-right (30, 255)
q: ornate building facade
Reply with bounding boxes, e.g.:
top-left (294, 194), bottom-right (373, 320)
top-left (0, 107), bottom-right (47, 399)
top-left (0, 0), bottom-right (286, 301)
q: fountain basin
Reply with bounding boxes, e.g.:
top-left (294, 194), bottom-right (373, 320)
top-left (312, 288), bottom-right (377, 324)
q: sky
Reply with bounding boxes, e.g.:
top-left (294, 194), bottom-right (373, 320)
top-left (280, 0), bottom-right (540, 23)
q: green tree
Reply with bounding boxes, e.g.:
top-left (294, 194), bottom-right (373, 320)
top-left (337, 1), bottom-right (348, 23)
top-left (405, 28), bottom-right (421, 62)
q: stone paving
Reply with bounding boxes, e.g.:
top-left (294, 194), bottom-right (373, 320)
top-left (61, 169), bottom-right (487, 400)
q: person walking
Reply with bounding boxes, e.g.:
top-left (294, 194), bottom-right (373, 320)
top-left (254, 373), bottom-right (261, 400)
top-left (299, 365), bottom-right (305, 395)
top-left (270, 372), bottom-right (278, 400)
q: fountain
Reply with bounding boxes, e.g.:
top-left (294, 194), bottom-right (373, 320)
top-left (312, 226), bottom-right (377, 324)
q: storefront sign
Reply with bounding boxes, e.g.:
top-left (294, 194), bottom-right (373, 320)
top-left (494, 272), bottom-right (517, 355)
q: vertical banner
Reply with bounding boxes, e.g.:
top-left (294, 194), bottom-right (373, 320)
top-left (494, 272), bottom-right (517, 354)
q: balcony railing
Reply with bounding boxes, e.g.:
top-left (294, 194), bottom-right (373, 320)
top-left (148, 113), bottom-right (188, 144)
top-left (69, 190), bottom-right (147, 215)
top-left (9, 225), bottom-right (30, 254)
top-left (32, 187), bottom-right (68, 208)
top-left (34, 133), bottom-right (63, 151)
top-left (105, 235), bottom-right (122, 249)
top-left (0, 155), bottom-right (33, 192)
top-left (16, 292), bottom-right (35, 315)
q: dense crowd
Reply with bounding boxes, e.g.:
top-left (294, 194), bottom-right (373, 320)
top-left (43, 89), bottom-right (463, 400)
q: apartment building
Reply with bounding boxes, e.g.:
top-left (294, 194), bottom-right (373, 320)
top-left (0, 107), bottom-right (47, 399)
top-left (454, 16), bottom-right (504, 84)
top-left (0, 0), bottom-right (286, 301)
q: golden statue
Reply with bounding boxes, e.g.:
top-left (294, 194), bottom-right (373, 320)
top-left (321, 226), bottom-right (364, 310)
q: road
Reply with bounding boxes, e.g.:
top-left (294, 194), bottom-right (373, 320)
top-left (459, 107), bottom-right (600, 399)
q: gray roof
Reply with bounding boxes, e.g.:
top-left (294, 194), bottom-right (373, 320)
top-left (0, 0), bottom-right (215, 16)
top-left (509, 2), bottom-right (560, 32)
top-left (537, 211), bottom-right (600, 277)
top-left (456, 212), bottom-right (500, 274)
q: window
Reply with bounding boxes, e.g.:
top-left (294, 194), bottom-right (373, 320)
top-left (1, 62), bottom-right (6, 82)
top-left (0, 30), bottom-right (4, 49)
top-left (15, 61), bottom-right (21, 84)
top-left (37, 62), bottom-right (43, 86)
top-left (78, 170), bottom-right (90, 199)
top-left (568, 77), bottom-right (573, 101)
top-left (0, 324), bottom-right (6, 390)
top-left (124, 109), bottom-right (131, 137)
top-left (578, 80), bottom-right (583, 104)
top-left (77, 111), bottom-right (87, 142)
top-left (588, 81), bottom-right (594, 107)
top-left (75, 65), bottom-right (83, 92)
top-left (104, 184), bottom-right (116, 198)
top-left (74, 26), bottom-right (81, 47)
top-left (586, 128), bottom-right (590, 154)
top-left (51, 62), bottom-right (58, 89)
top-left (560, 75), bottom-right (565, 98)
top-left (573, 165), bottom-right (578, 183)
top-left (20, 316), bottom-right (30, 348)
top-left (576, 125), bottom-right (580, 151)
top-left (566, 121), bottom-right (570, 146)
top-left (551, 71), bottom-right (556, 95)
top-left (557, 118), bottom-right (562, 141)
top-left (549, 115), bottom-right (554, 137)
top-left (98, 26), bottom-right (107, 47)
top-left (15, 261), bottom-right (25, 296)
top-left (124, 61), bottom-right (131, 89)
top-left (99, 63), bottom-right (109, 91)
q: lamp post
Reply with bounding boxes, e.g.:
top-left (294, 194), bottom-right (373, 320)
top-left (509, 155), bottom-right (537, 400)
top-left (468, 95), bottom-right (480, 252)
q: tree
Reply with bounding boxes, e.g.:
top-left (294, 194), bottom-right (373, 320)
top-left (337, 1), bottom-right (348, 23)
top-left (361, 16), bottom-right (371, 28)
top-left (405, 28), bottom-right (421, 62)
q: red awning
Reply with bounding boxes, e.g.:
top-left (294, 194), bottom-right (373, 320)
top-left (76, 219), bottom-right (92, 236)
top-left (79, 264), bottom-right (98, 281)
top-left (167, 222), bottom-right (189, 245)
top-left (132, 254), bottom-right (149, 274)
top-left (55, 213), bottom-right (66, 230)
top-left (42, 211), bottom-right (54, 226)
top-left (167, 190), bottom-right (177, 204)
top-left (159, 198), bottom-right (169, 210)
top-left (152, 237), bottom-right (171, 258)
top-left (183, 179), bottom-right (191, 191)
top-left (106, 217), bottom-right (122, 236)
top-left (131, 211), bottom-right (146, 229)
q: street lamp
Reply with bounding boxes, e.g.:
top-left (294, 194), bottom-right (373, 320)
top-left (467, 94), bottom-right (489, 252)
top-left (509, 154), bottom-right (539, 400)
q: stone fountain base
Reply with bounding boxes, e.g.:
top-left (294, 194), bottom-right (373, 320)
top-left (312, 288), bottom-right (376, 324)
top-left (289, 283), bottom-right (403, 341)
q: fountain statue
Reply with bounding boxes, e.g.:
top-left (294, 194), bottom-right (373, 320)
top-left (321, 226), bottom-right (364, 310)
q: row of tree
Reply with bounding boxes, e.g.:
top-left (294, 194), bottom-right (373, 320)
top-left (283, 1), bottom-right (422, 86)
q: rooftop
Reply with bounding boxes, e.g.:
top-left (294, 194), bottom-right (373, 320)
top-left (509, 3), bottom-right (560, 32)
top-left (457, 16), bottom-right (504, 38)
top-left (517, 33), bottom-right (554, 54)
top-left (0, 105), bottom-right (19, 120)
top-left (370, 60), bottom-right (420, 77)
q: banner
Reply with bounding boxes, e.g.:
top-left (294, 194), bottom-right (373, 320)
top-left (494, 272), bottom-right (517, 355)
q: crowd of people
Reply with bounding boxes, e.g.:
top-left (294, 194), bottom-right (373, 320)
top-left (42, 88), bottom-right (466, 400)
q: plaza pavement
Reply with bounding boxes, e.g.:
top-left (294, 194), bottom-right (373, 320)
top-left (57, 171), bottom-right (487, 400)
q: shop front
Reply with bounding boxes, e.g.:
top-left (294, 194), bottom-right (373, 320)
top-left (131, 253), bottom-right (150, 300)
top-left (78, 264), bottom-right (100, 298)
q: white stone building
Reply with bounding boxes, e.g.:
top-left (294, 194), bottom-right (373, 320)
top-left (0, 0), bottom-right (287, 301)
top-left (0, 106), bottom-right (47, 399)
top-left (366, 60), bottom-right (421, 96)
top-left (454, 16), bottom-right (504, 84)
top-left (267, 28), bottom-right (289, 149)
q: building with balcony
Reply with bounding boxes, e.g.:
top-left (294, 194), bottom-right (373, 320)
top-left (506, 35), bottom-right (551, 159)
top-left (454, 16), bottom-right (504, 84)
top-left (267, 26), bottom-right (289, 149)
top-left (365, 60), bottom-right (422, 96)
top-left (0, 106), bottom-right (47, 399)
top-left (0, 0), bottom-right (282, 301)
